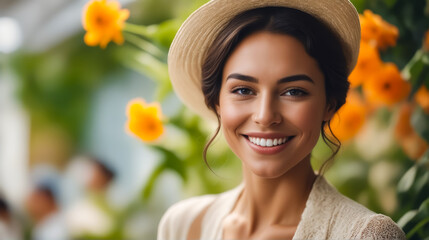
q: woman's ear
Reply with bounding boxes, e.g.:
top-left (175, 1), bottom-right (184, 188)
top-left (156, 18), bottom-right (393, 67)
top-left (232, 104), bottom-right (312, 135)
top-left (323, 102), bottom-right (336, 122)
top-left (215, 104), bottom-right (220, 118)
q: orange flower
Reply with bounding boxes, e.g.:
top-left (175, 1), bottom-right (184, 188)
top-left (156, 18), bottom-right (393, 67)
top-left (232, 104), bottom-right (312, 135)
top-left (415, 86), bottom-right (429, 114)
top-left (82, 0), bottom-right (129, 48)
top-left (363, 63), bottom-right (411, 107)
top-left (395, 103), bottom-right (428, 159)
top-left (329, 91), bottom-right (367, 142)
top-left (349, 41), bottom-right (383, 88)
top-left (126, 98), bottom-right (164, 142)
top-left (360, 10), bottom-right (399, 50)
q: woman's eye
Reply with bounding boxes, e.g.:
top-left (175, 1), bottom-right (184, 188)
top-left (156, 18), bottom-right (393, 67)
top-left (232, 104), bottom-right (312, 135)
top-left (284, 88), bottom-right (307, 97)
top-left (232, 88), bottom-right (254, 95)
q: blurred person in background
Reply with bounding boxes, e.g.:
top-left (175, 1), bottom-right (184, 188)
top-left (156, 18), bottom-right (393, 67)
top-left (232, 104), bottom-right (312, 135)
top-left (87, 157), bottom-right (115, 193)
top-left (0, 197), bottom-right (22, 240)
top-left (65, 155), bottom-right (120, 239)
top-left (25, 184), bottom-right (70, 240)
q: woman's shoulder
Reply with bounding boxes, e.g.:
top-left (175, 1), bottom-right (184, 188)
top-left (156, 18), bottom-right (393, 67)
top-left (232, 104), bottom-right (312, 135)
top-left (309, 176), bottom-right (406, 239)
top-left (157, 184), bottom-right (243, 240)
top-left (157, 194), bottom-right (218, 240)
top-left (355, 214), bottom-right (407, 240)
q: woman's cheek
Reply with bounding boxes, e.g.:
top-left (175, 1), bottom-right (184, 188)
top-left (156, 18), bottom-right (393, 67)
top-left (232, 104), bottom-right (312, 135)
top-left (285, 101), bottom-right (325, 133)
top-left (220, 100), bottom-right (248, 130)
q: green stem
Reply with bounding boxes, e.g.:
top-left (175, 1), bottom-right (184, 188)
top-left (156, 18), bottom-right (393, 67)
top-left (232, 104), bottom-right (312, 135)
top-left (402, 50), bottom-right (424, 80)
top-left (142, 163), bottom-right (165, 200)
top-left (406, 216), bottom-right (429, 239)
top-left (124, 32), bottom-right (167, 62)
top-left (124, 23), bottom-right (151, 37)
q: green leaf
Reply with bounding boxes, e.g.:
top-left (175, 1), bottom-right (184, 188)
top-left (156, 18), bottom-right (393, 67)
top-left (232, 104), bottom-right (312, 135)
top-left (418, 198), bottom-right (429, 214)
top-left (425, 0), bottom-right (429, 16)
top-left (383, 0), bottom-right (397, 8)
top-left (118, 47), bottom-right (169, 85)
top-left (142, 163), bottom-right (166, 200)
top-left (141, 145), bottom-right (188, 200)
top-left (398, 165), bottom-right (418, 193)
top-left (152, 146), bottom-right (187, 182)
top-left (397, 210), bottom-right (419, 228)
top-left (411, 106), bottom-right (429, 143)
top-left (123, 32), bottom-right (167, 63)
top-left (155, 81), bottom-right (173, 102)
top-left (397, 198), bottom-right (429, 235)
top-left (418, 150), bottom-right (429, 170)
top-left (148, 19), bottom-right (182, 49)
top-left (402, 50), bottom-right (429, 98)
top-left (406, 216), bottom-right (429, 239)
top-left (350, 0), bottom-right (366, 13)
top-left (414, 171), bottom-right (429, 197)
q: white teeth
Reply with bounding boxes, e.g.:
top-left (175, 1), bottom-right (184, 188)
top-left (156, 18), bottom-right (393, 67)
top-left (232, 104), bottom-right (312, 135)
top-left (248, 136), bottom-right (291, 147)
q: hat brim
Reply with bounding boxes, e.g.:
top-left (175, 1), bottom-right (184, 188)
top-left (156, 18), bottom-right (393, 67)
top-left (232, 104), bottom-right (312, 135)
top-left (168, 0), bottom-right (360, 121)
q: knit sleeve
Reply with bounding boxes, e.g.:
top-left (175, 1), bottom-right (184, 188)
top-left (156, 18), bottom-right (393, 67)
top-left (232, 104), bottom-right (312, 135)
top-left (357, 214), bottom-right (407, 240)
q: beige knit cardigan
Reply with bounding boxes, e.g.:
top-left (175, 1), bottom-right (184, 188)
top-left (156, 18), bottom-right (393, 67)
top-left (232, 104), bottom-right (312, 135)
top-left (158, 176), bottom-right (406, 240)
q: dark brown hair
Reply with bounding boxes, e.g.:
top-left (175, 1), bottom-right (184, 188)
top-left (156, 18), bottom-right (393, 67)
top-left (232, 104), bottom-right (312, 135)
top-left (201, 7), bottom-right (349, 173)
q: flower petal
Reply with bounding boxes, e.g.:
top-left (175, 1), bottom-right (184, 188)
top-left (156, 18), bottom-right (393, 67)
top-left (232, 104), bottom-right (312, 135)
top-left (84, 31), bottom-right (101, 46)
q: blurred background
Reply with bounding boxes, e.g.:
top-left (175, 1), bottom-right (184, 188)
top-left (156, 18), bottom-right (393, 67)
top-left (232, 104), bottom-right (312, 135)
top-left (0, 0), bottom-right (428, 239)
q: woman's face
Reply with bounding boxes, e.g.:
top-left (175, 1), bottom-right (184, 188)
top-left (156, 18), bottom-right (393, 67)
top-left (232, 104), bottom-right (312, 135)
top-left (217, 31), bottom-right (333, 178)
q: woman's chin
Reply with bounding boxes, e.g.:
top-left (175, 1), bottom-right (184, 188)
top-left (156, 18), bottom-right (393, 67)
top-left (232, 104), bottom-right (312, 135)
top-left (245, 163), bottom-right (294, 179)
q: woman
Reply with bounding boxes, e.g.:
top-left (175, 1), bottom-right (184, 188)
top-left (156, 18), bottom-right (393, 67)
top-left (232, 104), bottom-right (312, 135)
top-left (159, 0), bottom-right (406, 239)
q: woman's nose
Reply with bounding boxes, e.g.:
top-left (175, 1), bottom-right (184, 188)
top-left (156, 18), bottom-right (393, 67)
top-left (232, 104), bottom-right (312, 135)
top-left (252, 94), bottom-right (282, 127)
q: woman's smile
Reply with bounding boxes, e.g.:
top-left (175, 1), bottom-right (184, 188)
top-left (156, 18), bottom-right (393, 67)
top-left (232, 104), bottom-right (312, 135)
top-left (245, 134), bottom-right (295, 155)
top-left (240, 132), bottom-right (295, 155)
top-left (247, 136), bottom-right (292, 147)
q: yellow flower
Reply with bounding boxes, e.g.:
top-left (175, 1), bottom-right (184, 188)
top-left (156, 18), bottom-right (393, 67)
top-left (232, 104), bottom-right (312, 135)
top-left (395, 103), bottom-right (428, 160)
top-left (360, 10), bottom-right (399, 50)
top-left (329, 91), bottom-right (367, 142)
top-left (82, 0), bottom-right (129, 48)
top-left (126, 98), bottom-right (164, 142)
top-left (349, 41), bottom-right (383, 88)
top-left (363, 63), bottom-right (411, 107)
top-left (415, 85), bottom-right (429, 114)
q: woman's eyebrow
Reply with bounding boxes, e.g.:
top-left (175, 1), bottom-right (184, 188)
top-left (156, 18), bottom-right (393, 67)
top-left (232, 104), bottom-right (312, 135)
top-left (278, 74), bottom-right (314, 84)
top-left (226, 73), bottom-right (258, 82)
top-left (227, 73), bottom-right (314, 84)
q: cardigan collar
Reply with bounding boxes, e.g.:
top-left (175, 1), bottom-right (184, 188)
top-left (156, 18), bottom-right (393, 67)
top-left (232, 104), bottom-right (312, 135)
top-left (200, 175), bottom-right (337, 239)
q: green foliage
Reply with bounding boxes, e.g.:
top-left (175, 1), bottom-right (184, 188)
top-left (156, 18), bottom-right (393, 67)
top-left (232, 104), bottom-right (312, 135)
top-left (397, 150), bottom-right (429, 239)
top-left (411, 106), bottom-right (429, 142)
top-left (11, 35), bottom-right (120, 143)
top-left (403, 50), bottom-right (429, 96)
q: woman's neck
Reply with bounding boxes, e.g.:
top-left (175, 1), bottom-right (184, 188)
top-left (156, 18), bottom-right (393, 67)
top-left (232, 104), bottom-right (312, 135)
top-left (236, 156), bottom-right (316, 231)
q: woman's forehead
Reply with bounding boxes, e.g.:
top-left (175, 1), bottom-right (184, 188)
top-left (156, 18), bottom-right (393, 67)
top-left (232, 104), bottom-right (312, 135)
top-left (223, 32), bottom-right (324, 85)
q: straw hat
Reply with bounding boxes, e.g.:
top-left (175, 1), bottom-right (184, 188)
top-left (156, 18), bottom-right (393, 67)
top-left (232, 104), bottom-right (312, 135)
top-left (168, 0), bottom-right (360, 120)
